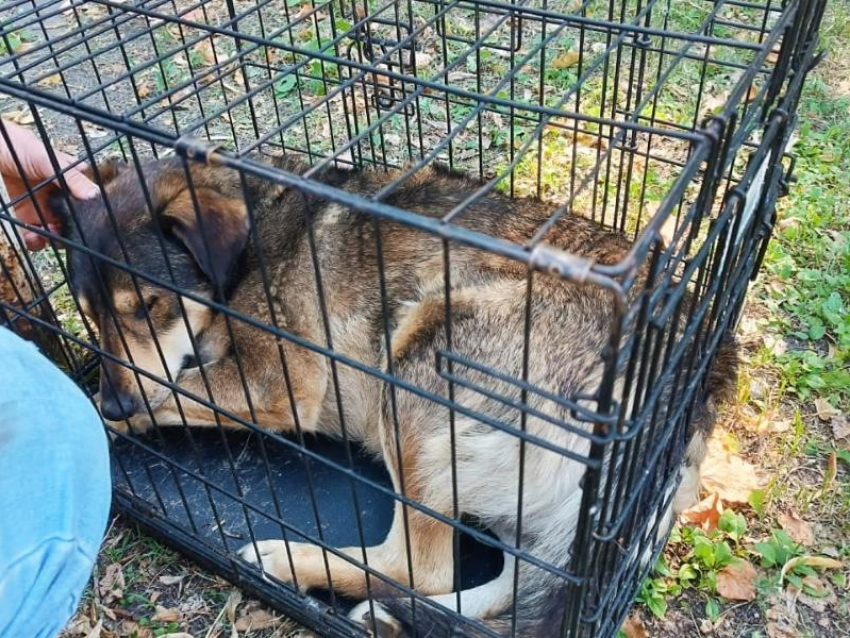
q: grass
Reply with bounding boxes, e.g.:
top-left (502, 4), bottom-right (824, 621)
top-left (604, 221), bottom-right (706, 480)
top-left (630, 1), bottom-right (850, 635)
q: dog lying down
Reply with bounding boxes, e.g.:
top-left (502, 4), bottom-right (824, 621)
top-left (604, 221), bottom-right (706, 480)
top-left (52, 154), bottom-right (738, 637)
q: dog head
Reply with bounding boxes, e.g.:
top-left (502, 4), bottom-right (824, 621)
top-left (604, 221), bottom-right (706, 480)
top-left (51, 157), bottom-right (249, 421)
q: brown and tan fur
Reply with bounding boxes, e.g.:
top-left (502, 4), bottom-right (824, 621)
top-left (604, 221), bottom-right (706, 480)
top-left (54, 155), bottom-right (738, 637)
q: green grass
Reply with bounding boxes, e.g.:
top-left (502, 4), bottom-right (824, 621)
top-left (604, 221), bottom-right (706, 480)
top-left (631, 0), bottom-right (850, 631)
top-left (754, 85), bottom-right (850, 407)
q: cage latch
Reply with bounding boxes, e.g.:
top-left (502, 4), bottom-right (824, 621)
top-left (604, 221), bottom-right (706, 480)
top-left (175, 135), bottom-right (224, 165)
top-left (529, 244), bottom-right (595, 283)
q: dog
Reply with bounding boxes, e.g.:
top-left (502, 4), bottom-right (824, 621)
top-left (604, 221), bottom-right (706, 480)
top-left (52, 153), bottom-right (738, 637)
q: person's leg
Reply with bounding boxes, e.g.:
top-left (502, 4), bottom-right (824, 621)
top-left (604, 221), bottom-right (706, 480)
top-left (0, 326), bottom-right (111, 638)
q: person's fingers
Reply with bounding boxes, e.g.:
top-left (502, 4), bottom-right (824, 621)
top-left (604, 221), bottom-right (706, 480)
top-left (62, 167), bottom-right (99, 200)
top-left (22, 229), bottom-right (47, 251)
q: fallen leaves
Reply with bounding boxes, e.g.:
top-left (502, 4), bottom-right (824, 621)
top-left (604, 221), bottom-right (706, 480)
top-left (716, 559), bottom-right (758, 601)
top-left (778, 512), bottom-right (814, 546)
top-left (225, 589), bottom-right (243, 623)
top-left (3, 107), bottom-right (34, 125)
top-left (37, 73), bottom-right (63, 87)
top-left (814, 397), bottom-right (840, 421)
top-left (700, 433), bottom-right (763, 503)
top-left (98, 562), bottom-right (126, 604)
top-left (832, 414), bottom-right (849, 440)
top-left (234, 607), bottom-right (280, 631)
top-left (83, 620), bottom-right (103, 638)
top-left (413, 51), bottom-right (434, 68)
top-left (745, 84), bottom-right (759, 103)
top-left (151, 605), bottom-right (181, 623)
top-left (158, 574), bottom-right (184, 586)
top-left (552, 50), bottom-right (581, 69)
top-left (780, 555), bottom-right (843, 582)
top-left (620, 612), bottom-right (648, 638)
top-left (192, 39), bottom-right (217, 66)
top-left (681, 492), bottom-right (724, 531)
top-left (82, 121), bottom-right (108, 138)
top-left (137, 81), bottom-right (153, 100)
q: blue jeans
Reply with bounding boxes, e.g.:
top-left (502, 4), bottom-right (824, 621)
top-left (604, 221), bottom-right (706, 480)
top-left (0, 327), bottom-right (111, 638)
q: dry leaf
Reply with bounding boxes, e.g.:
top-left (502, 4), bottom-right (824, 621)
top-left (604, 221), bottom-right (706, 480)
top-left (745, 84), bottom-right (759, 103)
top-left (82, 122), bottom-right (108, 138)
top-left (716, 559), bottom-right (758, 601)
top-left (413, 51), bottom-right (433, 67)
top-left (84, 620), bottom-right (103, 638)
top-left (151, 605), bottom-right (181, 622)
top-left (620, 612), bottom-right (648, 638)
top-left (780, 556), bottom-right (843, 582)
top-left (193, 39), bottom-right (217, 66)
top-left (778, 512), bottom-right (814, 546)
top-left (766, 622), bottom-right (796, 638)
top-left (4, 108), bottom-right (34, 125)
top-left (64, 616), bottom-right (94, 637)
top-left (99, 562), bottom-right (125, 598)
top-left (681, 492), bottom-right (724, 531)
top-left (552, 50), bottom-right (581, 69)
top-left (38, 74), bottom-right (63, 87)
top-left (767, 50), bottom-right (780, 64)
top-left (183, 7), bottom-right (204, 21)
top-left (158, 574), bottom-right (184, 586)
top-left (234, 608), bottom-right (279, 631)
top-left (225, 589), bottom-right (243, 623)
top-left (137, 81), bottom-right (152, 100)
top-left (700, 435), bottom-right (762, 503)
top-left (294, 4), bottom-right (313, 20)
top-left (830, 414), bottom-right (849, 439)
top-left (814, 398), bottom-right (839, 421)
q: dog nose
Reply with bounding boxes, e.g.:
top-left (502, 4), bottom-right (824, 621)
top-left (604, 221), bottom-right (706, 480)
top-left (100, 389), bottom-right (136, 421)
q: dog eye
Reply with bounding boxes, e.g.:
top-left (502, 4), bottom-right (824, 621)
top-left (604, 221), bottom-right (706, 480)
top-left (134, 296), bottom-right (158, 318)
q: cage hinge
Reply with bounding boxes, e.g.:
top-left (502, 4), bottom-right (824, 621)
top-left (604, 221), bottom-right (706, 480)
top-left (633, 33), bottom-right (652, 48)
top-left (529, 244), bottom-right (595, 282)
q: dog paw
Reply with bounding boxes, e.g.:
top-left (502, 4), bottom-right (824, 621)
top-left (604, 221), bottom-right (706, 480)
top-left (350, 601), bottom-right (402, 638)
top-left (238, 539), bottom-right (297, 583)
top-left (103, 413), bottom-right (154, 437)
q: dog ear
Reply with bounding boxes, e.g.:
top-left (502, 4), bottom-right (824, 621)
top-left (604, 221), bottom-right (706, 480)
top-left (47, 157), bottom-right (126, 238)
top-left (159, 188), bottom-right (249, 291)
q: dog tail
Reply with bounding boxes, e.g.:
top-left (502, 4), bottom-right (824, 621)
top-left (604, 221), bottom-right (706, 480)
top-left (705, 332), bottom-right (740, 405)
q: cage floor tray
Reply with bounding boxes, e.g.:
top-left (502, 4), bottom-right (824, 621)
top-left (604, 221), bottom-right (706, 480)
top-left (111, 429), bottom-right (503, 610)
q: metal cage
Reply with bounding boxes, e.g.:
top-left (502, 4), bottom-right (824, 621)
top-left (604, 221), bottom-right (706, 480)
top-left (0, 0), bottom-right (825, 636)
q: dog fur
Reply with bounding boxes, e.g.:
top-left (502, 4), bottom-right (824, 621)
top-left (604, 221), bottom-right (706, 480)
top-left (53, 154), bottom-right (738, 637)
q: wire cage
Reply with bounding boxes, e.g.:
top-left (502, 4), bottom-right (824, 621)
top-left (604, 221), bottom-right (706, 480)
top-left (0, 0), bottom-right (825, 636)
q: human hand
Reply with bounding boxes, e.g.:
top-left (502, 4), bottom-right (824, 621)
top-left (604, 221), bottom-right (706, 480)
top-left (0, 119), bottom-right (100, 250)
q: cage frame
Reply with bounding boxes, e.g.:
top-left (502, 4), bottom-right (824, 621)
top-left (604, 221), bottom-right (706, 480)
top-left (0, 0), bottom-right (827, 635)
